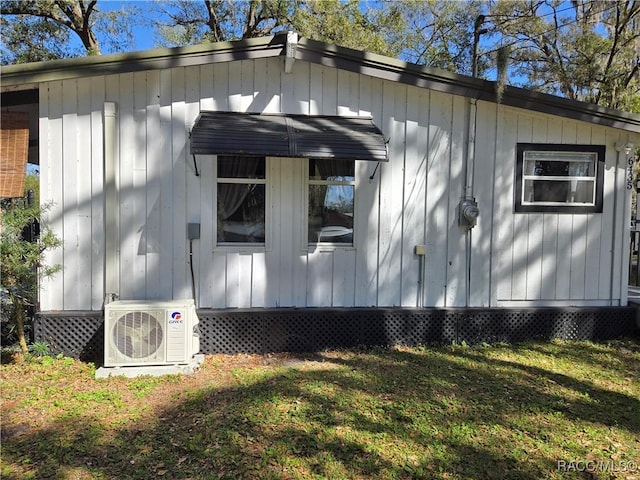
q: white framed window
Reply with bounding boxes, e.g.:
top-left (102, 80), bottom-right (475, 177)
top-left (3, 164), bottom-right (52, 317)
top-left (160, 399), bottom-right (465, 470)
top-left (308, 159), bottom-right (355, 245)
top-left (216, 156), bottom-right (266, 244)
top-left (515, 144), bottom-right (605, 213)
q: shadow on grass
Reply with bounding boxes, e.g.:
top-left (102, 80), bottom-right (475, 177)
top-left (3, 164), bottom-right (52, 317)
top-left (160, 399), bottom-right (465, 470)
top-left (2, 340), bottom-right (639, 479)
top-left (520, 338), bottom-right (640, 375)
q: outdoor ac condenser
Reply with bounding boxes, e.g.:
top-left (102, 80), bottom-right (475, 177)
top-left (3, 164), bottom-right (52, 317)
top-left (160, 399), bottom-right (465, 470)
top-left (104, 299), bottom-right (200, 367)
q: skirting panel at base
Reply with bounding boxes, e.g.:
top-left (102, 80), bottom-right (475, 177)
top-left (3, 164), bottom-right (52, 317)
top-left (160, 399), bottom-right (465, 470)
top-left (35, 306), bottom-right (638, 362)
top-left (34, 311), bottom-right (103, 362)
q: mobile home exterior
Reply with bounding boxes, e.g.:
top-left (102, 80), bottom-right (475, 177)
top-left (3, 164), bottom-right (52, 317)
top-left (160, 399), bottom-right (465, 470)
top-left (2, 33), bottom-right (639, 356)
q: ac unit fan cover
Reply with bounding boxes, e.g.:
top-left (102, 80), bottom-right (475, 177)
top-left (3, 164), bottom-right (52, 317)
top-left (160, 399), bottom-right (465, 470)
top-left (112, 311), bottom-right (164, 359)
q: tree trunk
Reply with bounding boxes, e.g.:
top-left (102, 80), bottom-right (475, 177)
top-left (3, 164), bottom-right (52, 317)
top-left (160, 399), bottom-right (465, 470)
top-left (11, 295), bottom-right (29, 355)
top-left (204, 0), bottom-right (225, 42)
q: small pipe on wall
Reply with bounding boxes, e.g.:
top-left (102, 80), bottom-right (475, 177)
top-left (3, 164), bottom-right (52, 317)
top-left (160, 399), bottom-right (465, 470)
top-left (461, 98), bottom-right (479, 307)
top-left (104, 102), bottom-right (119, 305)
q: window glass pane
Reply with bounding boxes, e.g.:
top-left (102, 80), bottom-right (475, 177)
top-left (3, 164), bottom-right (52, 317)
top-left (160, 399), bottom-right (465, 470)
top-left (308, 184), bottom-right (354, 244)
top-left (217, 184), bottom-right (265, 242)
top-left (309, 159), bottom-right (354, 181)
top-left (523, 179), bottom-right (595, 204)
top-left (218, 156), bottom-right (265, 179)
top-left (524, 160), bottom-right (595, 177)
top-left (523, 151), bottom-right (596, 177)
top-left (524, 151), bottom-right (596, 163)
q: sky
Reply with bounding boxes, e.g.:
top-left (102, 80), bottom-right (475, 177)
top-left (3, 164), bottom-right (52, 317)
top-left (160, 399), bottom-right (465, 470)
top-left (99, 0), bottom-right (159, 52)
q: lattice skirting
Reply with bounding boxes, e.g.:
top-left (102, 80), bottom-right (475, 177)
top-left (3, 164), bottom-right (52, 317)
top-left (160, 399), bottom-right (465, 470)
top-left (35, 306), bottom-right (639, 362)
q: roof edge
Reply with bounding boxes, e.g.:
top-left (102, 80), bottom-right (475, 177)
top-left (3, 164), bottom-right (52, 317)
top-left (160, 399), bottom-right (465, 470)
top-left (197, 110), bottom-right (374, 120)
top-left (2, 33), bottom-right (638, 134)
top-left (295, 37), bottom-right (640, 134)
top-left (0, 35), bottom-right (287, 86)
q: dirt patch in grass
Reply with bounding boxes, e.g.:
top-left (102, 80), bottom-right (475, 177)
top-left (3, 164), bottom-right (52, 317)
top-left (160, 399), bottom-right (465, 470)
top-left (2, 340), bottom-right (639, 480)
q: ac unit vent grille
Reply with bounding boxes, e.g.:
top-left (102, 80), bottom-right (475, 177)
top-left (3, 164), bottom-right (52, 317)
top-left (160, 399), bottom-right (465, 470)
top-left (113, 311), bottom-right (163, 359)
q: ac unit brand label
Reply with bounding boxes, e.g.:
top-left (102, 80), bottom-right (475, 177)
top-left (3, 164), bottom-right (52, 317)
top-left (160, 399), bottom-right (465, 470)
top-left (169, 311), bottom-right (184, 330)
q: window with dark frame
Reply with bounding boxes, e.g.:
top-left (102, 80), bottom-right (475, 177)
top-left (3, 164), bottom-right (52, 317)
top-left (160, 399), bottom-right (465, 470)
top-left (216, 156), bottom-right (266, 244)
top-left (515, 144), bottom-right (605, 213)
top-left (308, 159), bottom-right (355, 245)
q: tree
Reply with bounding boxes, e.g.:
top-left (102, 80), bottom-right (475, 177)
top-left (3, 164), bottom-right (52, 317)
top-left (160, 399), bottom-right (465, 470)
top-left (153, 0), bottom-right (299, 47)
top-left (153, 0), bottom-right (400, 57)
top-left (382, 0), bottom-right (485, 75)
top-left (0, 12), bottom-right (75, 64)
top-left (1, 0), bottom-right (101, 57)
top-left (0, 0), bottom-right (138, 64)
top-left (1, 183), bottom-right (61, 355)
top-left (487, 0), bottom-right (640, 111)
top-left (290, 0), bottom-right (402, 56)
top-left (2, 1), bottom-right (637, 111)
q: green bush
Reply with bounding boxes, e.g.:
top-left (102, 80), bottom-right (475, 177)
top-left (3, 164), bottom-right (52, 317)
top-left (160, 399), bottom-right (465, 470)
top-left (1, 179), bottom-right (61, 355)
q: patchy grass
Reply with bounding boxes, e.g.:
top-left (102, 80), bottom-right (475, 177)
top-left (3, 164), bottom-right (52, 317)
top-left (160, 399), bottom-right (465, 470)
top-left (1, 339), bottom-right (639, 480)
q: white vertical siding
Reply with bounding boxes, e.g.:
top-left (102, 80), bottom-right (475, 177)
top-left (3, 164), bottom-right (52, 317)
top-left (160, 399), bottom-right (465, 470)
top-left (170, 67), bottom-right (189, 300)
top-left (117, 72), bottom-right (136, 299)
top-left (488, 108), bottom-right (630, 306)
top-left (38, 56), bottom-right (633, 311)
top-left (158, 69), bottom-right (174, 299)
top-left (424, 91), bottom-right (453, 306)
top-left (400, 86), bottom-right (427, 307)
top-left (185, 65), bottom-right (203, 305)
top-left (445, 95), bottom-right (468, 307)
top-left (493, 109), bottom-right (517, 303)
top-left (132, 71), bottom-right (148, 300)
top-left (524, 116), bottom-right (547, 301)
top-left (144, 70), bottom-right (162, 300)
top-left (612, 128), bottom-right (631, 304)
top-left (354, 75), bottom-right (381, 307)
top-left (377, 81), bottom-right (405, 306)
top-left (61, 79), bottom-right (80, 309)
top-left (39, 78), bottom-right (106, 310)
top-left (584, 126), bottom-right (605, 300)
top-left (539, 117), bottom-right (562, 301)
top-left (89, 77), bottom-right (106, 310)
top-left (75, 78), bottom-right (95, 307)
top-left (40, 82), bottom-right (63, 310)
top-left (469, 101), bottom-right (498, 307)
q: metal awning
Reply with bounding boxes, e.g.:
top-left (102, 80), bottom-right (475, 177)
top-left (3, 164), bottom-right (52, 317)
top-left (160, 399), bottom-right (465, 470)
top-left (190, 111), bottom-right (388, 162)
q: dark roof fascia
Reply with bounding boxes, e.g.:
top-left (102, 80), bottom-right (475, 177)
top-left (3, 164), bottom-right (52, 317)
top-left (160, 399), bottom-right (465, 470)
top-left (495, 85), bottom-right (640, 133)
top-left (295, 37), bottom-right (640, 134)
top-left (0, 35), bottom-right (286, 87)
top-left (2, 33), bottom-right (638, 134)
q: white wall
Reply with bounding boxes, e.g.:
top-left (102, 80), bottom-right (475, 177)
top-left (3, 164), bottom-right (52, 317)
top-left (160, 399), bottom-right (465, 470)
top-left (488, 107), bottom-right (632, 307)
top-left (37, 56), bottom-right (635, 311)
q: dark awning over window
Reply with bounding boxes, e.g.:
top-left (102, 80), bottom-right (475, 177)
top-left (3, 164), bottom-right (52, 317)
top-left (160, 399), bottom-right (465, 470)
top-left (190, 112), bottom-right (388, 162)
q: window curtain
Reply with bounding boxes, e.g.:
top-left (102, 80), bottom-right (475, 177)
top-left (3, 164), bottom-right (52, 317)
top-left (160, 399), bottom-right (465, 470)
top-left (566, 156), bottom-right (594, 202)
top-left (217, 156), bottom-right (260, 220)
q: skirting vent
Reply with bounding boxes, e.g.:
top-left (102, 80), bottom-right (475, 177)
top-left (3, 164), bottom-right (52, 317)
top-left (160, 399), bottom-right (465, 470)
top-left (35, 307), bottom-right (638, 362)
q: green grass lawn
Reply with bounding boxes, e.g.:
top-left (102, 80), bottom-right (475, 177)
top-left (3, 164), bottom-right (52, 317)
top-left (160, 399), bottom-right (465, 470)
top-left (2, 339), bottom-right (639, 479)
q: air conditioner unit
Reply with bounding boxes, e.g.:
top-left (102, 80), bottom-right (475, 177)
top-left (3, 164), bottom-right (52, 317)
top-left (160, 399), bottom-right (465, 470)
top-left (104, 299), bottom-right (200, 367)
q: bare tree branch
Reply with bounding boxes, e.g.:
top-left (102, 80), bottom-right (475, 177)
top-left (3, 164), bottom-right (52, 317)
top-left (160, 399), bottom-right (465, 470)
top-left (204, 0), bottom-right (224, 41)
top-left (2, 0), bottom-right (101, 54)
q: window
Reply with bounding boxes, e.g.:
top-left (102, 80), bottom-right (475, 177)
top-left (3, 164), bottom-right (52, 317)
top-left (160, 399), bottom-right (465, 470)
top-left (308, 159), bottom-right (355, 244)
top-left (217, 156), bottom-right (266, 244)
top-left (515, 144), bottom-right (605, 213)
